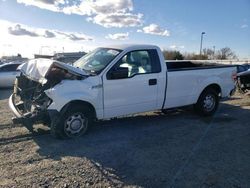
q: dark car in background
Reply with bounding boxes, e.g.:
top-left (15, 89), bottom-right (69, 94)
top-left (236, 64), bottom-right (250, 73)
top-left (235, 64), bottom-right (250, 94)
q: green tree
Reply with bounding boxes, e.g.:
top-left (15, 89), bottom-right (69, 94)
top-left (162, 50), bottom-right (184, 60)
top-left (183, 52), bottom-right (208, 60)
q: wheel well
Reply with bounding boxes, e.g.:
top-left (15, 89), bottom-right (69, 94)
top-left (61, 100), bottom-right (96, 120)
top-left (202, 84), bottom-right (222, 96)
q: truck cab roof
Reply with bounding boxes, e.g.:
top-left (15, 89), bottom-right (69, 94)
top-left (102, 44), bottom-right (160, 51)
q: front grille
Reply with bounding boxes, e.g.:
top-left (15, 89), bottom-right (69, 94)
top-left (13, 74), bottom-right (51, 114)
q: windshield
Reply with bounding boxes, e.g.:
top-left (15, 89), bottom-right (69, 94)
top-left (73, 48), bottom-right (121, 74)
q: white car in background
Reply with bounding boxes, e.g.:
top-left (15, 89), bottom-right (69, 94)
top-left (0, 62), bottom-right (23, 88)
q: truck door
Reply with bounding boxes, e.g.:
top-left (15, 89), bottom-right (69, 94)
top-left (103, 49), bottom-right (161, 118)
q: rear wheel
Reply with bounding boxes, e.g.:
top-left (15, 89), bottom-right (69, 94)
top-left (194, 88), bottom-right (219, 116)
top-left (51, 105), bottom-right (90, 139)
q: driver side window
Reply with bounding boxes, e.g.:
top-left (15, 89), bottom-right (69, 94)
top-left (107, 50), bottom-right (154, 80)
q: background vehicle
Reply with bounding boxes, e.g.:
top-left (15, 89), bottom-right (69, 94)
top-left (0, 62), bottom-right (23, 88)
top-left (236, 64), bottom-right (250, 73)
top-left (236, 69), bottom-right (250, 94)
top-left (9, 45), bottom-right (236, 138)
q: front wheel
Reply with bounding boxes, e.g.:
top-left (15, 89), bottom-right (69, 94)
top-left (194, 88), bottom-right (219, 116)
top-left (50, 105), bottom-right (90, 139)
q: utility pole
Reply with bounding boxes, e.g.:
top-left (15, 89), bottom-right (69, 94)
top-left (199, 32), bottom-right (205, 57)
top-left (213, 45), bottom-right (216, 59)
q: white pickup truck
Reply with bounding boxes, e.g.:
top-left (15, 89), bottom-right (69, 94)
top-left (9, 44), bottom-right (236, 138)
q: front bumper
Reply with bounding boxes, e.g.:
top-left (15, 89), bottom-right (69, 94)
top-left (9, 94), bottom-right (22, 118)
top-left (9, 93), bottom-right (57, 126)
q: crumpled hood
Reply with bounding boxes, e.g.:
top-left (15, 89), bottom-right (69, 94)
top-left (18, 58), bottom-right (88, 84)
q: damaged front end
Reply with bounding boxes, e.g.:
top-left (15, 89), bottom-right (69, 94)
top-left (9, 58), bottom-right (87, 127)
top-left (10, 74), bottom-right (52, 125)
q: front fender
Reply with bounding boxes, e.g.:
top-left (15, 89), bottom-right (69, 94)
top-left (45, 79), bottom-right (103, 119)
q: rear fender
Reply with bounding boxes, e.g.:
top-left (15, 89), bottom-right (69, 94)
top-left (194, 77), bottom-right (222, 100)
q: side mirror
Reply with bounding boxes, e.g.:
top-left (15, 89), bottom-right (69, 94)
top-left (108, 67), bottom-right (129, 79)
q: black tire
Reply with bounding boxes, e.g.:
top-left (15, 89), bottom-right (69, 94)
top-left (50, 105), bottom-right (90, 139)
top-left (194, 88), bottom-right (219, 116)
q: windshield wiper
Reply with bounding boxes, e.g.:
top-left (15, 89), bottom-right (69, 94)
top-left (82, 69), bottom-right (97, 76)
top-left (89, 70), bottom-right (97, 76)
top-left (74, 66), bottom-right (91, 76)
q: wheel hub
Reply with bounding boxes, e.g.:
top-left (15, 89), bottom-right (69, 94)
top-left (70, 119), bottom-right (82, 131)
top-left (203, 95), bottom-right (215, 111)
top-left (65, 113), bottom-right (86, 135)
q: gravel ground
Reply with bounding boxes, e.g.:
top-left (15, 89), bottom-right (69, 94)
top-left (0, 89), bottom-right (249, 188)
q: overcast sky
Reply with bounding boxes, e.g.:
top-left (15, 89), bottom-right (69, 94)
top-left (0, 0), bottom-right (250, 58)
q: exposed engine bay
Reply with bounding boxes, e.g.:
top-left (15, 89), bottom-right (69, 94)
top-left (11, 59), bottom-right (87, 125)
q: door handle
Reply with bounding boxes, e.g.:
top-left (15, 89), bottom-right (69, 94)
top-left (149, 79), bottom-right (157, 85)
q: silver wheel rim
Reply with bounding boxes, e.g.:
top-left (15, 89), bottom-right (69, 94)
top-left (203, 94), bottom-right (215, 112)
top-left (64, 112), bottom-right (87, 137)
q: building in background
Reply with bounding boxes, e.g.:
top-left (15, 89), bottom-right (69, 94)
top-left (0, 54), bottom-right (28, 65)
top-left (34, 54), bottom-right (53, 59)
top-left (53, 52), bottom-right (86, 65)
top-left (34, 51), bottom-right (86, 65)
